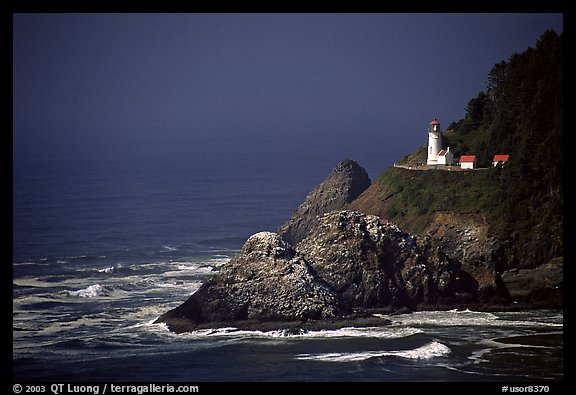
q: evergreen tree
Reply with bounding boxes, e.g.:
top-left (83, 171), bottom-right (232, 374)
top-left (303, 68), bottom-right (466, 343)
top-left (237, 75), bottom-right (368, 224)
top-left (448, 29), bottom-right (562, 259)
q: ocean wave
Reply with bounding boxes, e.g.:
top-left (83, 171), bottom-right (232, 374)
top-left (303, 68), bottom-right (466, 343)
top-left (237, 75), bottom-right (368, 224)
top-left (173, 263), bottom-right (210, 272)
top-left (154, 280), bottom-right (202, 291)
top-left (147, 324), bottom-right (424, 342)
top-left (161, 262), bottom-right (219, 278)
top-left (13, 261), bottom-right (39, 266)
top-left (207, 256), bottom-right (231, 267)
top-left (66, 284), bottom-right (110, 298)
top-left (296, 326), bottom-right (423, 339)
top-left (92, 263), bottom-right (161, 277)
top-left (387, 310), bottom-right (499, 327)
top-left (387, 310), bottom-right (563, 329)
top-left (66, 254), bottom-right (107, 261)
top-left (13, 278), bottom-right (56, 288)
top-left (295, 340), bottom-right (451, 362)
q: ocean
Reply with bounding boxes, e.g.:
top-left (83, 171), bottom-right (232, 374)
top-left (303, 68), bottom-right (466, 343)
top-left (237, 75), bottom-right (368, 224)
top-left (12, 142), bottom-right (563, 382)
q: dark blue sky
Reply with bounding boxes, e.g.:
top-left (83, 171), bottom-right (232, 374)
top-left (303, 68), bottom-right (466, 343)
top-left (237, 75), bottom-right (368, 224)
top-left (13, 13), bottom-right (563, 175)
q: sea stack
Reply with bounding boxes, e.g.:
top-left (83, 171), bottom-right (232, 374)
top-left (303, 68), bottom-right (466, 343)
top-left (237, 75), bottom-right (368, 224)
top-left (277, 159), bottom-right (371, 246)
top-left (155, 232), bottom-right (351, 333)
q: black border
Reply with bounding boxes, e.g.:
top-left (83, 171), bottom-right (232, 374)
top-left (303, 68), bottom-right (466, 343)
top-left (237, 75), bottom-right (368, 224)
top-left (7, 0), bottom-right (571, 390)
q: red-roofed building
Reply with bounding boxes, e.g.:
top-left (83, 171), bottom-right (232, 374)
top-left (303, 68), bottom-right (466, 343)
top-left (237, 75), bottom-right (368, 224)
top-left (492, 154), bottom-right (510, 167)
top-left (460, 155), bottom-right (476, 169)
top-left (437, 147), bottom-right (453, 166)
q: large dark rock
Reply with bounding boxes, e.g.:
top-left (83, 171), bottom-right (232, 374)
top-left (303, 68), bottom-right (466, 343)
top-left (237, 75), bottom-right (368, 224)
top-left (156, 211), bottom-right (487, 333)
top-left (501, 257), bottom-right (563, 308)
top-left (297, 210), bottom-right (478, 310)
top-left (277, 159), bottom-right (371, 246)
top-left (156, 232), bottom-right (351, 333)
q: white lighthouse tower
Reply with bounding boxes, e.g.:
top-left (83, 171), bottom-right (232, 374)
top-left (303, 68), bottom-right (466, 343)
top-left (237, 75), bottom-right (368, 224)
top-left (426, 116), bottom-right (442, 166)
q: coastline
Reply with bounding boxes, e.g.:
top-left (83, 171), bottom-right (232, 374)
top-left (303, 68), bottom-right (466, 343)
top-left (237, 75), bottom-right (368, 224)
top-left (157, 304), bottom-right (563, 334)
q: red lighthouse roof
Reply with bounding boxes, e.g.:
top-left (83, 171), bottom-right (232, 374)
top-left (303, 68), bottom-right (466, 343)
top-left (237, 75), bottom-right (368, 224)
top-left (430, 117), bottom-right (440, 125)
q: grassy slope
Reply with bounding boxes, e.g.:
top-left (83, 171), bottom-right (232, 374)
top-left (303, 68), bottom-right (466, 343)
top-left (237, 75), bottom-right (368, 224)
top-left (351, 166), bottom-right (504, 238)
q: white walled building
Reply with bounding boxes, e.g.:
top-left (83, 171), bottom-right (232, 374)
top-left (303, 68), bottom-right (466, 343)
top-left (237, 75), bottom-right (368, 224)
top-left (460, 155), bottom-right (476, 169)
top-left (426, 117), bottom-right (453, 166)
top-left (492, 154), bottom-right (509, 167)
top-left (437, 147), bottom-right (454, 166)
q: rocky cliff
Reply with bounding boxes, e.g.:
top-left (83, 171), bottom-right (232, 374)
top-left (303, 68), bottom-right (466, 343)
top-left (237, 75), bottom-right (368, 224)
top-left (297, 210), bottom-right (478, 310)
top-left (348, 167), bottom-right (562, 308)
top-left (156, 232), bottom-right (351, 333)
top-left (157, 211), bottom-right (479, 332)
top-left (157, 158), bottom-right (561, 333)
top-left (277, 159), bottom-right (371, 245)
top-left (501, 257), bottom-right (563, 308)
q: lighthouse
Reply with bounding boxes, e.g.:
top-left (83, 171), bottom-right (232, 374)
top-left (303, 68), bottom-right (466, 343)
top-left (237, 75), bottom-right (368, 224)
top-left (426, 117), bottom-right (442, 166)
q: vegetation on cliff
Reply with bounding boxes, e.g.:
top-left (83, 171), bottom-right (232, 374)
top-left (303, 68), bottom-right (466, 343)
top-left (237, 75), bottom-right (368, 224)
top-left (367, 167), bottom-right (503, 236)
top-left (446, 30), bottom-right (562, 250)
top-left (354, 30), bottom-right (563, 270)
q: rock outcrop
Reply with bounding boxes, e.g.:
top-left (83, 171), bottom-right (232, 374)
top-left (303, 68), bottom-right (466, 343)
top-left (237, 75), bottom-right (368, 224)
top-left (501, 257), bottom-right (563, 308)
top-left (297, 210), bottom-right (477, 310)
top-left (156, 232), bottom-right (351, 333)
top-left (348, 166), bottom-right (562, 308)
top-left (423, 211), bottom-right (509, 303)
top-left (277, 159), bottom-right (371, 246)
top-left (157, 211), bottom-right (482, 332)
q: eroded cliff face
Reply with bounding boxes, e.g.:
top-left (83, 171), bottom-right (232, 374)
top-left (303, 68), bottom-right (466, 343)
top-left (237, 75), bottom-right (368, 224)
top-left (347, 167), bottom-right (562, 307)
top-left (423, 211), bottom-right (507, 303)
top-left (277, 159), bottom-right (371, 246)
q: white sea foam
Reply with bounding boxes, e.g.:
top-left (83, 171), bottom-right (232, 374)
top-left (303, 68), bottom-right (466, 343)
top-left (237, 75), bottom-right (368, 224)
top-left (173, 262), bottom-right (198, 273)
top-left (13, 261), bottom-right (38, 266)
top-left (98, 266), bottom-right (115, 273)
top-left (67, 284), bottom-right (108, 298)
top-left (396, 340), bottom-right (452, 359)
top-left (297, 326), bottom-right (423, 339)
top-left (155, 280), bottom-right (202, 292)
top-left (468, 336), bottom-right (559, 365)
top-left (162, 261), bottom-right (219, 279)
top-left (295, 341), bottom-right (451, 362)
top-left (191, 266), bottom-right (216, 274)
top-left (150, 324), bottom-right (424, 342)
top-left (207, 256), bottom-right (231, 267)
top-left (389, 310), bottom-right (499, 327)
top-left (387, 310), bottom-right (563, 330)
